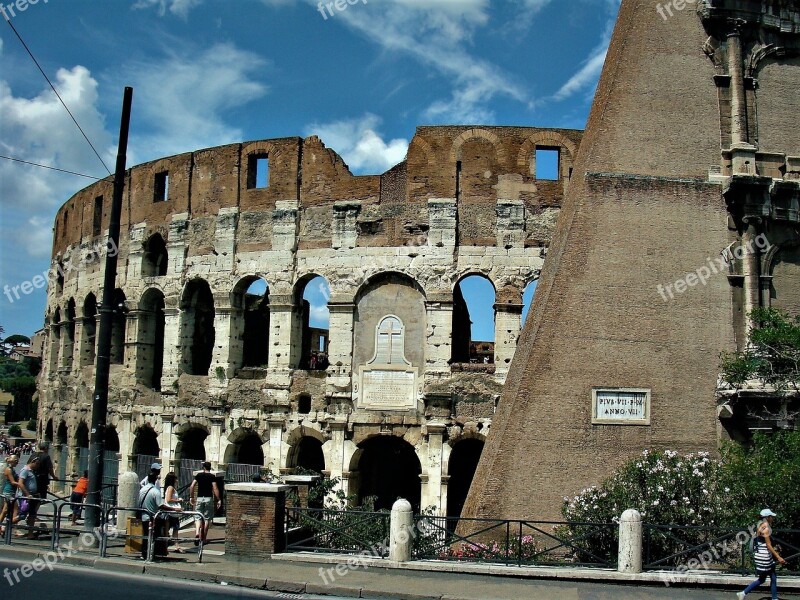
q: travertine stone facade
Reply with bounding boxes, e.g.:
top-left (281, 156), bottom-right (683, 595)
top-left (38, 126), bottom-right (581, 515)
top-left (464, 0), bottom-right (800, 521)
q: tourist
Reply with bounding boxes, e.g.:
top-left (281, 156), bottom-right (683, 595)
top-left (70, 470), bottom-right (88, 525)
top-left (13, 455), bottom-right (40, 538)
top-left (140, 462), bottom-right (162, 489)
top-left (737, 509), bottom-right (786, 600)
top-left (0, 455), bottom-right (19, 535)
top-left (163, 472), bottom-right (185, 553)
top-left (138, 471), bottom-right (181, 559)
top-left (33, 441), bottom-right (56, 501)
top-left (189, 461), bottom-right (221, 546)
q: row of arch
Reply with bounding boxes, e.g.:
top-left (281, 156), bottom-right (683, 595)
top-left (42, 417), bottom-right (484, 518)
top-left (48, 271), bottom-right (537, 386)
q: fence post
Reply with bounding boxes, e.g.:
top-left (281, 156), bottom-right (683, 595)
top-left (618, 508), bottom-right (643, 573)
top-left (389, 498), bottom-right (413, 562)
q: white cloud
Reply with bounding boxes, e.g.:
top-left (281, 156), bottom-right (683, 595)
top-left (117, 42), bottom-right (269, 161)
top-left (309, 304), bottom-right (330, 328)
top-left (132, 0), bottom-right (203, 19)
top-left (304, 114), bottom-right (408, 174)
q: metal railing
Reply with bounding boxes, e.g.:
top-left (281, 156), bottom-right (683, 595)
top-left (643, 523), bottom-right (800, 575)
top-left (286, 507), bottom-right (390, 555)
top-left (412, 515), bottom-right (617, 568)
top-left (1, 496), bottom-right (58, 547)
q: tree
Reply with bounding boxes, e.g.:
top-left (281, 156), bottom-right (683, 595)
top-left (720, 307), bottom-right (800, 391)
top-left (3, 334), bottom-right (30, 346)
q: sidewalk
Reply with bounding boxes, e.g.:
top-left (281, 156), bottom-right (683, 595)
top-left (1, 529), bottom-right (800, 600)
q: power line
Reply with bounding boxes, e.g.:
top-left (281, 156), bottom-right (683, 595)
top-left (0, 155), bottom-right (102, 180)
top-left (4, 17), bottom-right (113, 175)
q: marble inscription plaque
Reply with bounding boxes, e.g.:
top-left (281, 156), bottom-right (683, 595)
top-left (359, 368), bottom-right (416, 410)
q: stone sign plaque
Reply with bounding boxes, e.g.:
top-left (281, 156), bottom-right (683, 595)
top-left (591, 388), bottom-right (651, 425)
top-left (358, 368), bottom-right (417, 410)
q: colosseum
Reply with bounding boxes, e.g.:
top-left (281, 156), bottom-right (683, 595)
top-left (37, 125), bottom-right (581, 516)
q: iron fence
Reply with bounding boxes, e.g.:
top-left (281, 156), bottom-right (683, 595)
top-left (643, 523), bottom-right (800, 576)
top-left (225, 462), bottom-right (261, 483)
top-left (286, 506), bottom-right (390, 555)
top-left (412, 515), bottom-right (617, 567)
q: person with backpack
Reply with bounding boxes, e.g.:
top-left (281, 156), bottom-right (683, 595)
top-left (737, 508), bottom-right (786, 600)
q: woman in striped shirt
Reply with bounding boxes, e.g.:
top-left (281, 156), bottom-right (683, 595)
top-left (737, 509), bottom-right (786, 600)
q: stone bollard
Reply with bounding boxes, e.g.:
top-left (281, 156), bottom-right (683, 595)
top-left (618, 508), bottom-right (643, 574)
top-left (389, 498), bottom-right (413, 562)
top-left (117, 471), bottom-right (140, 529)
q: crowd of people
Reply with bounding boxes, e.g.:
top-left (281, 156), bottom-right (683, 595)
top-left (0, 440), bottom-right (55, 539)
top-left (0, 435), bottom-right (36, 457)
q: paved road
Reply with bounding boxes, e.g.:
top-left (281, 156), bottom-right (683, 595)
top-left (0, 558), bottom-right (343, 599)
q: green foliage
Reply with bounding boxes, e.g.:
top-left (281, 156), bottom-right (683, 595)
top-left (8, 424), bottom-right (21, 437)
top-left (3, 401), bottom-right (11, 424)
top-left (720, 307), bottom-right (800, 391)
top-left (26, 418), bottom-right (36, 431)
top-left (1, 376), bottom-right (36, 421)
top-left (718, 431), bottom-right (800, 529)
top-left (3, 334), bottom-right (30, 346)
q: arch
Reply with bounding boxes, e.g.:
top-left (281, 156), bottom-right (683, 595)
top-left (180, 279), bottom-right (215, 376)
top-left (452, 274), bottom-right (497, 363)
top-left (446, 438), bottom-right (485, 521)
top-left (132, 424), bottom-right (160, 457)
top-left (287, 436), bottom-right (325, 474)
top-left (56, 421), bottom-right (68, 445)
top-left (142, 233), bottom-right (168, 277)
top-left (137, 288), bottom-right (166, 389)
top-left (231, 276), bottom-right (270, 370)
top-left (110, 288), bottom-right (127, 365)
top-left (521, 279), bottom-right (539, 327)
top-left (516, 131), bottom-right (578, 174)
top-left (105, 426), bottom-right (120, 452)
top-left (75, 421), bottom-right (89, 448)
top-left (82, 293), bottom-right (98, 367)
top-left (63, 298), bottom-right (77, 369)
top-left (293, 274), bottom-right (330, 370)
top-left (355, 271), bottom-right (427, 304)
top-left (350, 436), bottom-right (421, 511)
top-left (175, 426), bottom-right (208, 462)
top-left (450, 128), bottom-right (509, 165)
top-left (407, 135), bottom-right (436, 167)
top-left (224, 428), bottom-right (265, 466)
top-left (44, 419), bottom-right (53, 442)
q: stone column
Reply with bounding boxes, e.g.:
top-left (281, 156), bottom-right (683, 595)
top-left (118, 411), bottom-right (134, 471)
top-left (326, 420), bottom-right (349, 496)
top-left (742, 219), bottom-right (762, 334)
top-left (208, 416), bottom-right (225, 468)
top-left (210, 302), bottom-right (236, 383)
top-left (424, 294), bottom-right (453, 379)
top-left (389, 499), bottom-right (414, 562)
top-left (161, 306), bottom-right (182, 391)
top-left (326, 300), bottom-right (355, 403)
top-left (167, 213), bottom-right (189, 275)
top-left (126, 223), bottom-right (147, 281)
top-left (422, 423), bottom-right (446, 514)
top-left (77, 315), bottom-right (97, 369)
top-left (267, 294), bottom-right (294, 373)
top-left (494, 302), bottom-right (523, 383)
top-left (161, 414), bottom-right (175, 474)
top-left (618, 509), bottom-right (643, 574)
top-left (264, 418), bottom-right (285, 478)
top-left (58, 320), bottom-right (73, 373)
top-left (214, 207), bottom-right (238, 273)
top-left (726, 28), bottom-right (757, 175)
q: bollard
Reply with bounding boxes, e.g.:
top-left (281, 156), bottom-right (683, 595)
top-left (389, 498), bottom-right (413, 562)
top-left (618, 508), bottom-right (643, 573)
top-left (117, 471), bottom-right (140, 528)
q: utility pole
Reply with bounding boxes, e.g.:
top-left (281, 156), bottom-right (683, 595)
top-left (85, 87), bottom-right (133, 535)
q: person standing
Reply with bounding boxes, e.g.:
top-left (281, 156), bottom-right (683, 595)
top-left (13, 456), bottom-right (40, 539)
top-left (33, 441), bottom-right (56, 501)
top-left (137, 471), bottom-right (180, 559)
top-left (0, 455), bottom-right (19, 535)
top-left (70, 470), bottom-right (89, 525)
top-left (189, 462), bottom-right (221, 546)
top-left (163, 472), bottom-right (185, 553)
top-left (737, 508), bottom-right (787, 600)
top-left (140, 462), bottom-right (162, 489)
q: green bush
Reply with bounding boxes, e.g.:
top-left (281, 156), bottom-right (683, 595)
top-left (26, 418), bottom-right (36, 431)
top-left (8, 424), bottom-right (21, 437)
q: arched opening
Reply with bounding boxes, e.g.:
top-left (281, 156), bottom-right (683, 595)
top-left (44, 419), bottom-right (53, 442)
top-left (49, 309), bottom-right (61, 372)
top-left (133, 424), bottom-right (160, 480)
top-left (233, 277), bottom-right (270, 368)
top-left (62, 299), bottom-right (76, 369)
top-left (521, 280), bottom-right (538, 327)
top-left (293, 275), bottom-right (330, 370)
top-left (56, 421), bottom-right (68, 445)
top-left (110, 289), bottom-right (127, 365)
top-left (446, 438), bottom-right (485, 522)
top-left (142, 233), bottom-right (168, 277)
top-left (354, 436), bottom-right (421, 511)
top-left (82, 293), bottom-right (97, 367)
top-left (289, 436), bottom-right (325, 474)
top-left (105, 427), bottom-right (120, 452)
top-left (137, 289), bottom-right (165, 389)
top-left (75, 421), bottom-right (90, 474)
top-left (452, 275), bottom-right (496, 364)
top-left (235, 433), bottom-right (264, 466)
top-left (55, 421), bottom-right (68, 483)
top-left (224, 430), bottom-right (264, 482)
top-left (175, 427), bottom-right (208, 489)
top-left (181, 279), bottom-right (215, 376)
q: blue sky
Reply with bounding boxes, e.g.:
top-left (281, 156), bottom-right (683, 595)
top-left (0, 0), bottom-right (620, 338)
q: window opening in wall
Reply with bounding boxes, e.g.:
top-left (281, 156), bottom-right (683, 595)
top-left (297, 393), bottom-right (312, 415)
top-left (248, 154), bottom-right (269, 189)
top-left (535, 148), bottom-right (560, 180)
top-left (182, 279), bottom-right (215, 376)
top-left (298, 275), bottom-right (330, 370)
top-left (242, 278), bottom-right (270, 367)
top-left (110, 288), bottom-right (127, 365)
top-left (83, 294), bottom-right (97, 368)
top-left (142, 234), bottom-right (168, 277)
top-left (154, 171), bottom-right (169, 202)
top-left (521, 280), bottom-right (538, 327)
top-left (138, 289), bottom-right (165, 390)
top-left (93, 196), bottom-right (103, 236)
top-left (452, 275), bottom-right (496, 364)
top-left (56, 263), bottom-right (64, 294)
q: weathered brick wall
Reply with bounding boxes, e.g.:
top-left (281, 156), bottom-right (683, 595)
top-left (225, 485), bottom-right (287, 560)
